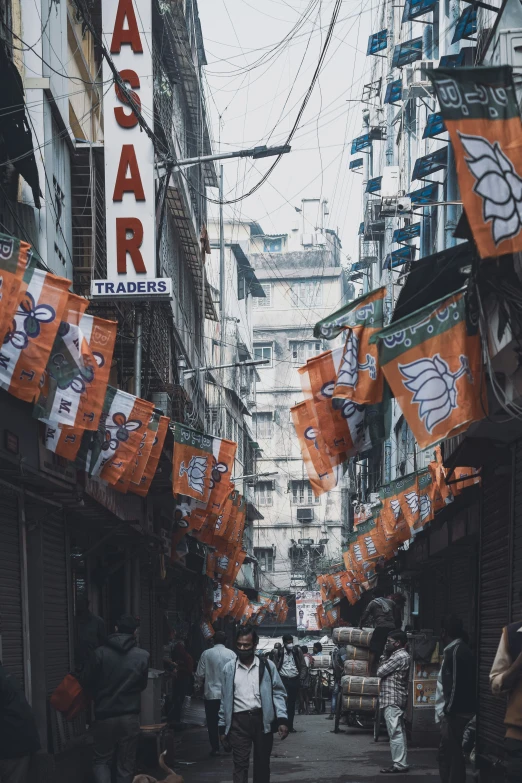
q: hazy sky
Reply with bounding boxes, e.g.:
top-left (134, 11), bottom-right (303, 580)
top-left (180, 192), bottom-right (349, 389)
top-left (198, 0), bottom-right (374, 265)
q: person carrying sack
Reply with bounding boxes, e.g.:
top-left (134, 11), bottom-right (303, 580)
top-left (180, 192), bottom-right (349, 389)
top-left (219, 625), bottom-right (288, 783)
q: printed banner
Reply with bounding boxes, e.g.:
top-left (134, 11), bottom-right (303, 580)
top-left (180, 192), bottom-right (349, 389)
top-left (314, 286), bottom-right (386, 340)
top-left (0, 234), bottom-right (33, 344)
top-left (44, 422), bottom-right (84, 462)
top-left (376, 290), bottom-right (485, 449)
top-left (37, 312), bottom-right (117, 431)
top-left (291, 400), bottom-right (346, 497)
top-left (131, 415), bottom-right (169, 497)
top-left (172, 423), bottom-right (237, 506)
top-left (296, 590), bottom-right (322, 631)
top-left (429, 66), bottom-right (522, 258)
top-left (115, 411), bottom-right (161, 494)
top-left (0, 267), bottom-right (71, 403)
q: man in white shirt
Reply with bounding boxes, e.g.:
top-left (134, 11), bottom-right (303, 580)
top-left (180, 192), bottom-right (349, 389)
top-left (196, 631), bottom-right (236, 756)
top-left (274, 634), bottom-right (307, 732)
top-left (219, 626), bottom-right (288, 783)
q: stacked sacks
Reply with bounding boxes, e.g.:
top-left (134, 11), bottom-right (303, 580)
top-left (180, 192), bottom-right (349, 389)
top-left (333, 626), bottom-right (379, 712)
top-left (313, 654), bottom-right (332, 669)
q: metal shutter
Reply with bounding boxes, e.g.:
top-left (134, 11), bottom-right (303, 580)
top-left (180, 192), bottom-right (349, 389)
top-left (42, 513), bottom-right (70, 693)
top-left (0, 486), bottom-right (24, 690)
top-left (477, 473), bottom-right (511, 757)
top-left (449, 548), bottom-right (475, 641)
top-left (512, 442), bottom-right (522, 609)
top-left (140, 563), bottom-right (152, 654)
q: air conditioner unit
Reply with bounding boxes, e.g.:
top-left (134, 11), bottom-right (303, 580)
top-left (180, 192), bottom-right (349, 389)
top-left (297, 508), bottom-right (314, 522)
top-left (403, 60), bottom-right (438, 98)
top-left (489, 29), bottom-right (522, 72)
top-left (301, 233), bottom-right (314, 247)
top-left (380, 196), bottom-right (412, 216)
top-left (381, 166), bottom-right (401, 198)
top-left (315, 233), bottom-right (327, 246)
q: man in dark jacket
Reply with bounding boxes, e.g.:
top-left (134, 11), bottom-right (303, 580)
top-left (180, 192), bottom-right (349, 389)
top-left (437, 615), bottom-right (475, 783)
top-left (75, 597), bottom-right (107, 669)
top-left (84, 615), bottom-right (149, 783)
top-left (0, 663), bottom-right (40, 782)
top-left (275, 634), bottom-right (307, 732)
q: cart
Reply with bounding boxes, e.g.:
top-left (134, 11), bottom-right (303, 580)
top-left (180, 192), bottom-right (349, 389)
top-left (309, 666), bottom-right (334, 714)
top-left (333, 681), bottom-right (381, 738)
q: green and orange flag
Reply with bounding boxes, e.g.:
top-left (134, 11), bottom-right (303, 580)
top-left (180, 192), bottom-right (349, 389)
top-left (0, 234), bottom-right (34, 343)
top-left (172, 423), bottom-right (237, 506)
top-left (375, 290), bottom-right (485, 449)
top-left (291, 399), bottom-right (347, 497)
top-left (429, 66), bottom-right (522, 259)
top-left (315, 287), bottom-right (386, 405)
top-left (130, 415), bottom-right (170, 497)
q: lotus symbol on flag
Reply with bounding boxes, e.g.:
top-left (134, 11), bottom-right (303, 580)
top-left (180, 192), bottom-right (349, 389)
top-left (420, 494), bottom-right (431, 522)
top-left (359, 354), bottom-right (377, 380)
top-left (174, 500), bottom-right (194, 528)
top-left (337, 331), bottom-right (359, 388)
top-left (458, 132), bottom-right (522, 245)
top-left (405, 491), bottom-right (419, 516)
top-left (399, 354), bottom-right (472, 434)
top-left (179, 455), bottom-right (208, 495)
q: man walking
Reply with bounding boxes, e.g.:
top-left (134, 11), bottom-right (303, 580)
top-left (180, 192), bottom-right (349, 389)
top-left (436, 616), bottom-right (475, 783)
top-left (219, 625), bottom-right (288, 783)
top-left (75, 597), bottom-right (107, 670)
top-left (377, 630), bottom-right (411, 774)
top-left (83, 615), bottom-right (149, 783)
top-left (328, 642), bottom-right (347, 721)
top-left (0, 662), bottom-right (40, 783)
top-left (195, 630), bottom-right (236, 756)
top-left (275, 634), bottom-right (306, 732)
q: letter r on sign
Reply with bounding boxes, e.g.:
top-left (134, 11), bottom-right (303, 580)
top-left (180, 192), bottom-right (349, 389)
top-left (116, 218), bottom-right (147, 274)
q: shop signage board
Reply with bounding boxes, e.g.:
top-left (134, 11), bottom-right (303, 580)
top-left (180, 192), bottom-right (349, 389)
top-left (296, 590), bottom-right (322, 631)
top-left (95, 0), bottom-right (171, 300)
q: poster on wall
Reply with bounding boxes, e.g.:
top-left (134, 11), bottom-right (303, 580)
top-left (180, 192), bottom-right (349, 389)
top-left (296, 590), bottom-right (322, 631)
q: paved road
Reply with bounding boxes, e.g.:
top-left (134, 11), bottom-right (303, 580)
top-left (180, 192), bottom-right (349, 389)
top-left (166, 712), bottom-right (444, 783)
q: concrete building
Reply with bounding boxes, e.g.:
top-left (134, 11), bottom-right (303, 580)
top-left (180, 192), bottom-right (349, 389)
top-left (246, 199), bottom-right (353, 592)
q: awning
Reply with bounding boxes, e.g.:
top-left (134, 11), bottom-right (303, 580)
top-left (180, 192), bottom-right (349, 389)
top-left (384, 79), bottom-right (403, 105)
top-left (452, 5), bottom-right (477, 44)
top-left (366, 176), bottom-right (382, 194)
top-left (351, 133), bottom-right (372, 154)
top-left (402, 0), bottom-right (438, 23)
top-left (412, 147), bottom-right (447, 180)
top-left (392, 37), bottom-right (423, 68)
top-left (229, 243), bottom-right (265, 298)
top-left (392, 242), bottom-right (475, 322)
top-left (423, 113), bottom-right (446, 139)
top-left (393, 223), bottom-right (420, 243)
top-left (367, 29), bottom-right (388, 55)
top-left (350, 158), bottom-right (363, 170)
top-left (0, 41), bottom-right (41, 207)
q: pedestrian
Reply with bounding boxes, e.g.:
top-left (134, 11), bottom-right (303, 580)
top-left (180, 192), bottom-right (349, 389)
top-left (195, 630), bottom-right (236, 757)
top-left (168, 634), bottom-right (194, 724)
top-left (74, 596), bottom-right (107, 670)
top-left (268, 642), bottom-right (281, 664)
top-left (219, 625), bottom-right (289, 783)
top-left (360, 590), bottom-right (403, 674)
top-left (436, 615), bottom-right (475, 783)
top-left (376, 630), bottom-right (411, 774)
top-left (328, 643), bottom-right (347, 721)
top-left (299, 645), bottom-right (313, 715)
top-left (0, 662), bottom-right (40, 783)
top-left (312, 641), bottom-right (323, 655)
top-left (274, 634), bottom-right (307, 732)
top-left (83, 614), bottom-right (149, 783)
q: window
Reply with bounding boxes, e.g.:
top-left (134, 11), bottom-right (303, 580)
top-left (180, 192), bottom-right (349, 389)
top-left (238, 269), bottom-right (246, 300)
top-left (291, 281), bottom-right (322, 307)
top-left (290, 340), bottom-right (322, 365)
top-left (255, 547), bottom-right (275, 572)
top-left (253, 411), bottom-right (273, 439)
top-left (257, 481), bottom-right (274, 507)
top-left (395, 416), bottom-right (417, 476)
top-left (253, 283), bottom-right (272, 308)
top-left (291, 480), bottom-right (319, 505)
top-left (254, 343), bottom-right (273, 367)
top-left (263, 238), bottom-right (282, 253)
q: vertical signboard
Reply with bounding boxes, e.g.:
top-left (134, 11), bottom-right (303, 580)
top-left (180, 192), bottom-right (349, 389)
top-left (296, 590), bottom-right (322, 631)
top-left (95, 0), bottom-right (171, 299)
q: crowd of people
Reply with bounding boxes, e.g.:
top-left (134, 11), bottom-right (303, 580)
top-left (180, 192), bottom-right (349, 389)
top-left (2, 590), bottom-right (522, 782)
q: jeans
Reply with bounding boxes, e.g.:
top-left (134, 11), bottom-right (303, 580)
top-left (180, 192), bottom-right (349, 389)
top-left (331, 680), bottom-right (340, 715)
top-left (92, 713), bottom-right (140, 783)
top-left (229, 710), bottom-right (273, 783)
top-left (383, 705), bottom-right (409, 770)
top-left (505, 737), bottom-right (522, 783)
top-left (204, 699), bottom-right (221, 752)
top-left (438, 714), bottom-right (471, 783)
top-left (0, 757), bottom-right (30, 783)
top-left (281, 675), bottom-right (300, 730)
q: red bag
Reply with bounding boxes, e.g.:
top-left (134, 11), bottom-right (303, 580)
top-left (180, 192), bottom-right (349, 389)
top-left (50, 674), bottom-right (90, 720)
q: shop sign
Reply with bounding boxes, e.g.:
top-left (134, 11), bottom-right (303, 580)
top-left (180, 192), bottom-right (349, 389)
top-left (95, 0), bottom-right (171, 301)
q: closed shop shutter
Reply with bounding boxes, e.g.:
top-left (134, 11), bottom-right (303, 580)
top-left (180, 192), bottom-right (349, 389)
top-left (0, 486), bottom-right (24, 690)
top-left (477, 473), bottom-right (511, 758)
top-left (512, 442), bottom-right (522, 608)
top-left (449, 548), bottom-right (475, 641)
top-left (140, 563), bottom-right (152, 655)
top-left (42, 513), bottom-right (70, 694)
top-left (419, 562), bottom-right (447, 634)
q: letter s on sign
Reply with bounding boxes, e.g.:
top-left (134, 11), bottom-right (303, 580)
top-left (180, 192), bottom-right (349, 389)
top-left (115, 70), bottom-right (141, 129)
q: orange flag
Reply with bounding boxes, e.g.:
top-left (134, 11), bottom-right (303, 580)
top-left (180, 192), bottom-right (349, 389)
top-left (0, 234), bottom-right (33, 343)
top-left (0, 267), bottom-right (70, 402)
top-left (172, 423), bottom-right (237, 507)
top-left (131, 415), bottom-right (169, 497)
top-left (291, 399), bottom-right (347, 497)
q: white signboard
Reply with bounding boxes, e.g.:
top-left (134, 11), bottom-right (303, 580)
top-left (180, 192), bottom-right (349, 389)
top-left (296, 590), bottom-right (322, 631)
top-left (96, 0), bottom-right (170, 299)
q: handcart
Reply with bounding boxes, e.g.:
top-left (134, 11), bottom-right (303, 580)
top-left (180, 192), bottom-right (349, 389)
top-left (310, 654), bottom-right (334, 714)
top-left (330, 627), bottom-right (380, 737)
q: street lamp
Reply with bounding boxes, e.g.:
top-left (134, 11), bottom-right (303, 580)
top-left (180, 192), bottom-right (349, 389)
top-left (169, 144), bottom-right (291, 171)
top-left (178, 357), bottom-right (269, 381)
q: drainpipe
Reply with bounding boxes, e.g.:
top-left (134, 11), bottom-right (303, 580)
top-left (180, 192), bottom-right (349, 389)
top-left (134, 309), bottom-right (143, 398)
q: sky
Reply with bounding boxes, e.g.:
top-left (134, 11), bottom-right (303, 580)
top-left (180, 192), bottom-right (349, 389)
top-left (198, 0), bottom-right (374, 266)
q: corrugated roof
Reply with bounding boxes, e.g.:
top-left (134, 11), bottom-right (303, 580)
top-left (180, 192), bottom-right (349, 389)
top-left (229, 243), bottom-right (266, 298)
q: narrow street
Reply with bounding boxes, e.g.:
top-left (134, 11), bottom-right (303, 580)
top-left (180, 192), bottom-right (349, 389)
top-left (170, 714), bottom-right (442, 783)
